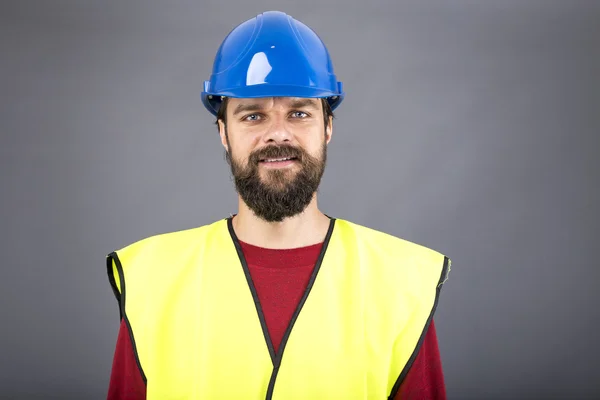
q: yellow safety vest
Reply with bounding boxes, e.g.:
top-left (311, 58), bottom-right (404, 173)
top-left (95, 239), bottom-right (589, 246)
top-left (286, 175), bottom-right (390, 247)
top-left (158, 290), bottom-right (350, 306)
top-left (106, 216), bottom-right (450, 400)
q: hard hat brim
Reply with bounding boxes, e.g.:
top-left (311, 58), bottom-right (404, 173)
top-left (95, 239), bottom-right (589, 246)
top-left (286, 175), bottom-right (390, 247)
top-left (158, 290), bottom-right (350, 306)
top-left (201, 83), bottom-right (344, 117)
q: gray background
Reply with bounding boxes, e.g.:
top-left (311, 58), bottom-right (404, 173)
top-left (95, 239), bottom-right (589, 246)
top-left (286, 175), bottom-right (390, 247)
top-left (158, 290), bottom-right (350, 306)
top-left (1, 0), bottom-right (599, 399)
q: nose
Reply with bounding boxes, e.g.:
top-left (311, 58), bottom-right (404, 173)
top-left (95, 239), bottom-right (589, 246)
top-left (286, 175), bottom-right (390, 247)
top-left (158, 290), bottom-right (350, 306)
top-left (262, 115), bottom-right (293, 144)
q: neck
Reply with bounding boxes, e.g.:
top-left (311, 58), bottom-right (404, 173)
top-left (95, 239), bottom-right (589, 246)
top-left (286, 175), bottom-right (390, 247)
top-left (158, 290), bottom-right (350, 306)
top-left (231, 194), bottom-right (331, 249)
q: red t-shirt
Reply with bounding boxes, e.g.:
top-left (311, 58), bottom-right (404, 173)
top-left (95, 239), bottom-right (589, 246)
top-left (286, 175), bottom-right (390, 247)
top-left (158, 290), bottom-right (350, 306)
top-left (107, 240), bottom-right (446, 399)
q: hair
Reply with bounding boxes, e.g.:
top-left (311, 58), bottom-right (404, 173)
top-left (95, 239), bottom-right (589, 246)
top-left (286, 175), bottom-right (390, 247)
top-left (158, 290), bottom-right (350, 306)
top-left (215, 97), bottom-right (335, 135)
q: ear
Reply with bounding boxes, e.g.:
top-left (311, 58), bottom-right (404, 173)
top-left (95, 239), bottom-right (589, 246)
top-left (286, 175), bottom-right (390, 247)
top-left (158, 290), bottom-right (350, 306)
top-left (325, 115), bottom-right (333, 144)
top-left (218, 119), bottom-right (228, 151)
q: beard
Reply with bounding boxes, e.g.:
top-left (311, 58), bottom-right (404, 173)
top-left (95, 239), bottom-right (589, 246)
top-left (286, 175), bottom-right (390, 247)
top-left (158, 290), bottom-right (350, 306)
top-left (225, 134), bottom-right (327, 223)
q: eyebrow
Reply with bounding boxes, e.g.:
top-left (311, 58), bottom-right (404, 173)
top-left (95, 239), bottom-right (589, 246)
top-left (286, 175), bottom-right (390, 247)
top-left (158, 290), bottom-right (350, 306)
top-left (232, 103), bottom-right (263, 116)
top-left (232, 98), bottom-right (320, 116)
top-left (289, 98), bottom-right (320, 110)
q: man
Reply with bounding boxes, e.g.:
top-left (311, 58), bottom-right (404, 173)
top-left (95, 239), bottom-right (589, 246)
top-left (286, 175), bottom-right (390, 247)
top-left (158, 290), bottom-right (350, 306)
top-left (106, 10), bottom-right (450, 400)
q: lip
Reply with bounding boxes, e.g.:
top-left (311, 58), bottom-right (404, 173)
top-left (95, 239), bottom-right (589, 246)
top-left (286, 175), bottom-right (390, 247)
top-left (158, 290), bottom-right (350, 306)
top-left (259, 158), bottom-right (297, 168)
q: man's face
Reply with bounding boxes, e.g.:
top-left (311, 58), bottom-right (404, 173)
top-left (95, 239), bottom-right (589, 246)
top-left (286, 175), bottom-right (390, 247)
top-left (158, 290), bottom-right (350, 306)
top-left (219, 97), bottom-right (332, 222)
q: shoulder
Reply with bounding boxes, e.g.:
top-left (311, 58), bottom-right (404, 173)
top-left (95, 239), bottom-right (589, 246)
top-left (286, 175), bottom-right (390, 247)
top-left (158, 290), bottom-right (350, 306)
top-left (334, 218), bottom-right (448, 263)
top-left (333, 218), bottom-right (451, 291)
top-left (111, 217), bottom-right (226, 260)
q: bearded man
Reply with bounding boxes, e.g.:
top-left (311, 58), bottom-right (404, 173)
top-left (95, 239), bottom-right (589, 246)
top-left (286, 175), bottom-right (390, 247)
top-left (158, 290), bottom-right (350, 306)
top-left (106, 11), bottom-right (451, 400)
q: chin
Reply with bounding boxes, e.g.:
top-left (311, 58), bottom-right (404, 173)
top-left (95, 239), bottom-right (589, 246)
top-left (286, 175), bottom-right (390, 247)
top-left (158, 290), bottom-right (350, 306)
top-left (260, 169), bottom-right (296, 179)
top-left (260, 175), bottom-right (295, 189)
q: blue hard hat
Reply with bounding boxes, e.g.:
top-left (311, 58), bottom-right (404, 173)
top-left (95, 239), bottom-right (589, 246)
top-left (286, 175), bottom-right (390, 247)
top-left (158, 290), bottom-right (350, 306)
top-left (201, 11), bottom-right (344, 116)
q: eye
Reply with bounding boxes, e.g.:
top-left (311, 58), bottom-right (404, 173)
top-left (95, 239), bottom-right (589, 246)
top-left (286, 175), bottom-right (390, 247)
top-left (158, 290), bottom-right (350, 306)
top-left (290, 111), bottom-right (309, 118)
top-left (242, 113), bottom-right (262, 122)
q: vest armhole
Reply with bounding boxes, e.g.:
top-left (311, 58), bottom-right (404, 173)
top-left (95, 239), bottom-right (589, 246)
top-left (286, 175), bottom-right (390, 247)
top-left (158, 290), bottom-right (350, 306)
top-left (106, 251), bottom-right (149, 386)
top-left (106, 252), bottom-right (123, 321)
top-left (387, 255), bottom-right (450, 399)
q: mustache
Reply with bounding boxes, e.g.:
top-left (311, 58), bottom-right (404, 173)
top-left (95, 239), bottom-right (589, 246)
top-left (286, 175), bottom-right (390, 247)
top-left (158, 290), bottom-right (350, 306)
top-left (249, 145), bottom-right (303, 164)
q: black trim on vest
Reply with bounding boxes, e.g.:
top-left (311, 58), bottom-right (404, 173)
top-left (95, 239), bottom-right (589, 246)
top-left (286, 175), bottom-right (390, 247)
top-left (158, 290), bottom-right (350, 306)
top-left (106, 252), bottom-right (148, 386)
top-left (227, 215), bottom-right (336, 400)
top-left (388, 255), bottom-right (451, 399)
top-left (106, 255), bottom-right (123, 321)
top-left (227, 217), bottom-right (277, 363)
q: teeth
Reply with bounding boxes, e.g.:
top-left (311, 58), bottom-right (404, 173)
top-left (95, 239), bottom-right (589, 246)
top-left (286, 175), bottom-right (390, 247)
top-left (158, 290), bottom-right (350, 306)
top-left (264, 157), bottom-right (292, 162)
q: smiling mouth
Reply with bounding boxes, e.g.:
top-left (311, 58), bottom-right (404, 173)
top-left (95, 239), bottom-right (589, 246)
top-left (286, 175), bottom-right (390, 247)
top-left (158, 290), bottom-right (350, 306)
top-left (259, 156), bottom-right (298, 163)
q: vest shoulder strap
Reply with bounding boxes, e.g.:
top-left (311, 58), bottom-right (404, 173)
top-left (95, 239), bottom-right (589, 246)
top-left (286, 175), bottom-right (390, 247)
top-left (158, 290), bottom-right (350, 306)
top-left (105, 218), bottom-right (224, 317)
top-left (338, 218), bottom-right (451, 284)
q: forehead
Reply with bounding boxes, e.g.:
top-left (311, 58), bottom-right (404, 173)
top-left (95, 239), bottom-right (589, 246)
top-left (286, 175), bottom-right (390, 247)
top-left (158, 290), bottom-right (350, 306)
top-left (228, 97), bottom-right (321, 114)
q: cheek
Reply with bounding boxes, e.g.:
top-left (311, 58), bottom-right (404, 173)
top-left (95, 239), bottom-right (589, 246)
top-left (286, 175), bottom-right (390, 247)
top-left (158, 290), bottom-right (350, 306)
top-left (229, 130), bottom-right (261, 154)
top-left (301, 133), bottom-right (327, 156)
top-left (233, 150), bottom-right (251, 165)
top-left (227, 133), bottom-right (252, 156)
